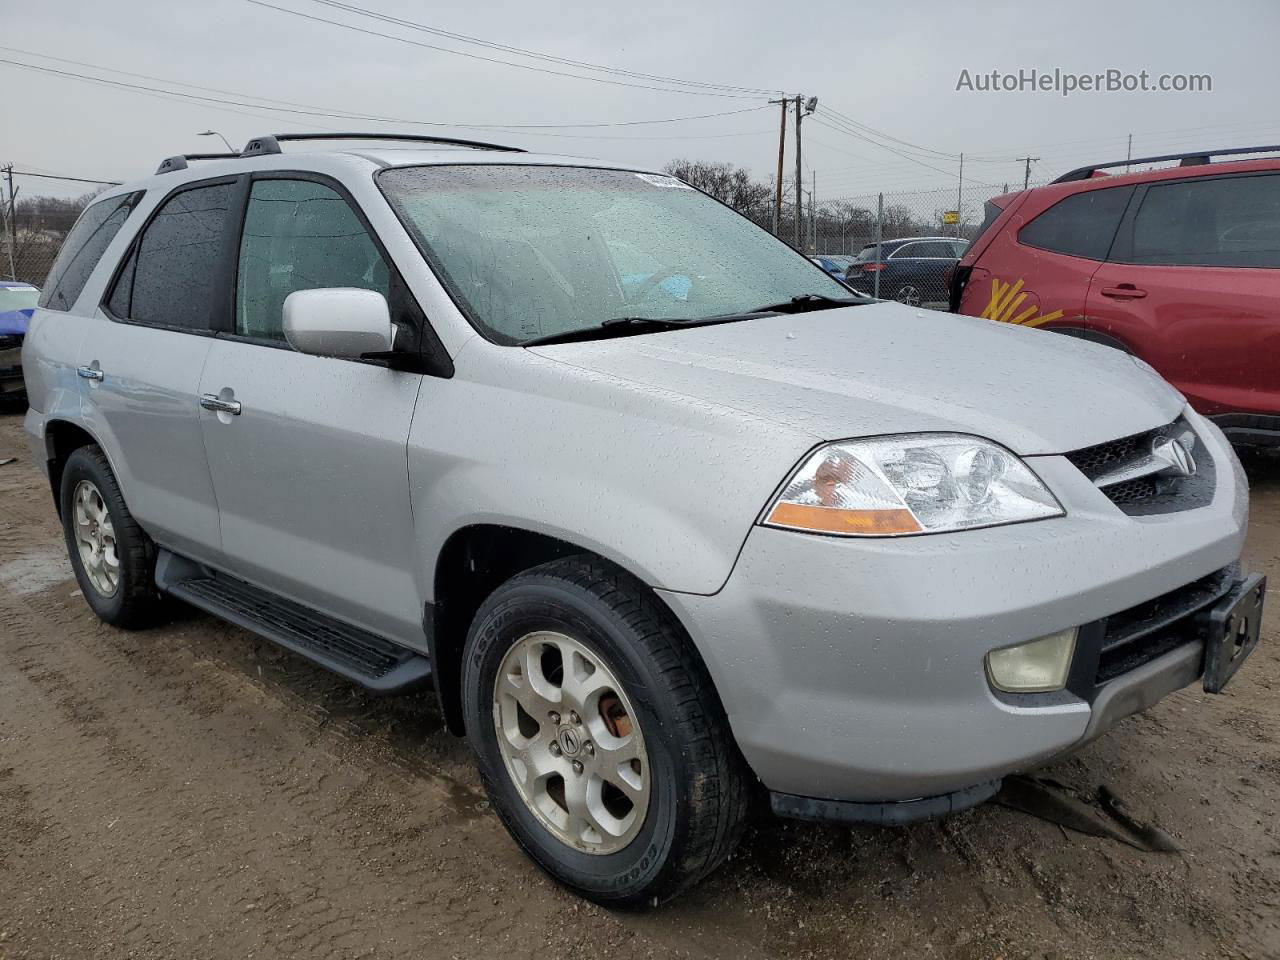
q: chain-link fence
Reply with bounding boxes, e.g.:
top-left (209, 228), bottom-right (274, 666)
top-left (1, 186), bottom-right (99, 289)
top-left (762, 181), bottom-right (1045, 308)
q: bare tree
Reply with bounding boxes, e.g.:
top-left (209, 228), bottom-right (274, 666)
top-left (662, 160), bottom-right (773, 222)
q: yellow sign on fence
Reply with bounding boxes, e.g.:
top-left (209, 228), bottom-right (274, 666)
top-left (942, 210), bottom-right (960, 224)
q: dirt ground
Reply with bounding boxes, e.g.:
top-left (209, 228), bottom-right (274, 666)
top-left (0, 409), bottom-right (1277, 960)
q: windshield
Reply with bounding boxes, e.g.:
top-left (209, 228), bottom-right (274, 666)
top-left (378, 165), bottom-right (851, 344)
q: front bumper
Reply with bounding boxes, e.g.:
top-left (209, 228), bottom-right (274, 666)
top-left (658, 410), bottom-right (1251, 805)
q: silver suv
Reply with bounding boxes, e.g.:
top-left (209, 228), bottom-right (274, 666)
top-left (22, 133), bottom-right (1264, 904)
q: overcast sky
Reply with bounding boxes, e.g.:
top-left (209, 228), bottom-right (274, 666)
top-left (4, 0), bottom-right (1279, 204)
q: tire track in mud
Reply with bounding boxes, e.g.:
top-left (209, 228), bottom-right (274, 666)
top-left (0, 515), bottom-right (753, 960)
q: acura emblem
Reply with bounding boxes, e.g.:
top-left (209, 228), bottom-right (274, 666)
top-left (1150, 435), bottom-right (1197, 479)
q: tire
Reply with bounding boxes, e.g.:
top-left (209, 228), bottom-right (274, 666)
top-left (895, 284), bottom-right (922, 307)
top-left (461, 556), bottom-right (750, 905)
top-left (59, 444), bottom-right (162, 628)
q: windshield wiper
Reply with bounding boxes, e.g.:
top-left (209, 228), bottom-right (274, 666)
top-left (521, 315), bottom-right (743, 347)
top-left (738, 293), bottom-right (864, 315)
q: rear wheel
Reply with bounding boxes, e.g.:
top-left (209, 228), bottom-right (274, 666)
top-left (462, 556), bottom-right (750, 905)
top-left (59, 445), bottom-right (162, 628)
top-left (895, 284), bottom-right (922, 306)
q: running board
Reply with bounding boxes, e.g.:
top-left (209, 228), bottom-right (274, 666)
top-left (155, 551), bottom-right (432, 693)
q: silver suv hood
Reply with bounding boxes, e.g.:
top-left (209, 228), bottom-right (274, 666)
top-left (529, 302), bottom-right (1185, 455)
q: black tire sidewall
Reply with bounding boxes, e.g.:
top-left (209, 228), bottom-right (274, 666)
top-left (59, 448), bottom-right (144, 624)
top-left (462, 578), bottom-right (692, 904)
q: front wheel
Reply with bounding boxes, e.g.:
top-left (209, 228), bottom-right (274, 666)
top-left (462, 557), bottom-right (750, 905)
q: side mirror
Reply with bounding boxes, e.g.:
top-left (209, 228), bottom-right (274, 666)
top-left (282, 288), bottom-right (394, 359)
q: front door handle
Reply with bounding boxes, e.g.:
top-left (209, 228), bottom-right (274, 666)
top-left (77, 365), bottom-right (104, 381)
top-left (1100, 284), bottom-right (1147, 300)
top-left (199, 394), bottom-right (242, 416)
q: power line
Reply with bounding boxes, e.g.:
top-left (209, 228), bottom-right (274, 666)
top-left (0, 48), bottom-right (771, 132)
top-left (244, 0), bottom-right (767, 99)
top-left (10, 169), bottom-right (121, 185)
top-left (299, 0), bottom-right (783, 96)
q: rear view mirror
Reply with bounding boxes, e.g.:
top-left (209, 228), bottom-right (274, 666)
top-left (282, 288), bottom-right (394, 359)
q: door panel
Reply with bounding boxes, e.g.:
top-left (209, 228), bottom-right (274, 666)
top-left (1086, 262), bottom-right (1280, 416)
top-left (78, 323), bottom-right (221, 560)
top-left (78, 179), bottom-right (239, 563)
top-left (197, 342), bottom-right (423, 641)
top-left (197, 174), bottom-right (426, 644)
top-left (1087, 173), bottom-right (1280, 418)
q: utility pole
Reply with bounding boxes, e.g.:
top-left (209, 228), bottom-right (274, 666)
top-left (1016, 155), bottom-right (1039, 190)
top-left (793, 95), bottom-right (817, 249)
top-left (769, 98), bottom-right (787, 236)
top-left (955, 152), bottom-right (964, 238)
top-left (2, 165), bottom-right (16, 281)
top-left (794, 95), bottom-right (803, 248)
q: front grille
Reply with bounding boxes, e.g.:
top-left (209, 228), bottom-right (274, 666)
top-left (1067, 429), bottom-right (1156, 480)
top-left (1064, 418), bottom-right (1215, 516)
top-left (1093, 566), bottom-right (1235, 684)
top-left (0, 334), bottom-right (21, 351)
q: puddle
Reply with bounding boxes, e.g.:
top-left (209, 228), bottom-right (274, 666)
top-left (0, 548), bottom-right (74, 597)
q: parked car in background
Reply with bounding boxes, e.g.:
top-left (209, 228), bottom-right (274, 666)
top-left (949, 146), bottom-right (1280, 447)
top-left (0, 281), bottom-right (39, 400)
top-left (844, 237), bottom-right (967, 305)
top-left (21, 134), bottom-right (1262, 905)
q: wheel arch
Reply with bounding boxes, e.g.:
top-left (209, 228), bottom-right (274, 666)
top-left (44, 419), bottom-right (103, 517)
top-left (427, 524), bottom-right (715, 737)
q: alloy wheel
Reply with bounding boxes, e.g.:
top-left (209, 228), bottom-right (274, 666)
top-left (492, 630), bottom-right (650, 855)
top-left (72, 479), bottom-right (120, 597)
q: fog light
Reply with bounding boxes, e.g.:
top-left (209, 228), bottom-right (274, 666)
top-left (985, 628), bottom-right (1077, 693)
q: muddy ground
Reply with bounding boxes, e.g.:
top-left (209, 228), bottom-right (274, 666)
top-left (0, 408), bottom-right (1277, 960)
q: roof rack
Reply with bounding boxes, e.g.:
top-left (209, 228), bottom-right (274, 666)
top-left (239, 132), bottom-right (526, 157)
top-left (1053, 144), bottom-right (1280, 183)
top-left (155, 152), bottom-right (240, 175)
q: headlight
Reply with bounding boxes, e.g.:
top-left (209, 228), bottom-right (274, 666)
top-left (763, 434), bottom-right (1063, 537)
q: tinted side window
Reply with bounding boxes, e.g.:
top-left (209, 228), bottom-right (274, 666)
top-left (236, 179), bottom-right (390, 341)
top-left (39, 191), bottom-right (143, 311)
top-left (1130, 174), bottom-right (1280, 267)
top-left (912, 241), bottom-right (954, 258)
top-left (1018, 186), bottom-right (1133, 260)
top-left (123, 183), bottom-right (234, 329)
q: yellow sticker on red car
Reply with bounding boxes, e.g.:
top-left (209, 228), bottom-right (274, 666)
top-left (981, 278), bottom-right (1063, 327)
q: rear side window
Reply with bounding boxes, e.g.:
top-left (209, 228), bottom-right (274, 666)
top-left (39, 192), bottom-right (143, 311)
top-left (1129, 174), bottom-right (1280, 267)
top-left (1018, 186), bottom-right (1133, 260)
top-left (909, 241), bottom-right (956, 258)
top-left (110, 182), bottom-right (234, 329)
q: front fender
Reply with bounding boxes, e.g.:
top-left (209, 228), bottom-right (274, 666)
top-left (407, 345), bottom-right (816, 597)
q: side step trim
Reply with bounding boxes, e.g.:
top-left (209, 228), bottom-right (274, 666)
top-left (155, 550), bottom-right (432, 694)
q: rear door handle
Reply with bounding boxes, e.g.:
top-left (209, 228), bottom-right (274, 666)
top-left (1100, 284), bottom-right (1147, 300)
top-left (76, 365), bottom-right (104, 381)
top-left (199, 394), bottom-right (242, 416)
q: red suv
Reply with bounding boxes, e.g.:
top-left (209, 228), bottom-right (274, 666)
top-left (950, 146), bottom-right (1280, 446)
